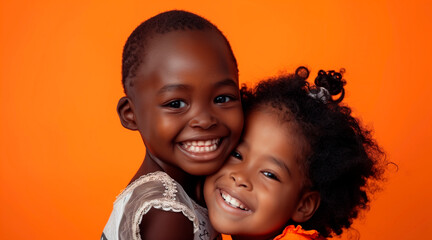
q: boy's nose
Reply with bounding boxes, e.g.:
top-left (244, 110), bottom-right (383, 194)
top-left (188, 109), bottom-right (217, 129)
top-left (230, 171), bottom-right (252, 191)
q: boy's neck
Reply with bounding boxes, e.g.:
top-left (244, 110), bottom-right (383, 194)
top-left (129, 152), bottom-right (205, 205)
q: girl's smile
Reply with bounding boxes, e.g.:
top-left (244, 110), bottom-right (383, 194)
top-left (215, 187), bottom-right (254, 215)
top-left (219, 189), bottom-right (251, 211)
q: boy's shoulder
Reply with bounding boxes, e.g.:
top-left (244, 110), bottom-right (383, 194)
top-left (118, 171), bottom-right (179, 202)
top-left (120, 171), bottom-right (199, 229)
top-left (103, 171), bottom-right (217, 240)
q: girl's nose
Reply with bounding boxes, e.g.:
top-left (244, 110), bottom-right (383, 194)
top-left (188, 109), bottom-right (218, 129)
top-left (230, 171), bottom-right (253, 191)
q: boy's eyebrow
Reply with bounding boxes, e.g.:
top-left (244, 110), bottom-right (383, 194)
top-left (157, 84), bottom-right (191, 94)
top-left (214, 79), bottom-right (238, 88)
top-left (157, 79), bottom-right (237, 95)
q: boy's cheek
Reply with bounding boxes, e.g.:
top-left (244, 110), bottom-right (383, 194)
top-left (230, 111), bottom-right (244, 139)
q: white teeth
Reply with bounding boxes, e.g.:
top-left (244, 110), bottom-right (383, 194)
top-left (221, 191), bottom-right (249, 211)
top-left (181, 139), bottom-right (220, 153)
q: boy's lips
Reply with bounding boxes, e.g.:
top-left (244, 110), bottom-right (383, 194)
top-left (179, 138), bottom-right (220, 153)
top-left (177, 137), bottom-right (226, 161)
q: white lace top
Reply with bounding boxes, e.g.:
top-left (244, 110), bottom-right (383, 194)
top-left (101, 171), bottom-right (219, 240)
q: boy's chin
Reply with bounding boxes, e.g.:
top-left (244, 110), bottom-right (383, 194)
top-left (182, 161), bottom-right (224, 176)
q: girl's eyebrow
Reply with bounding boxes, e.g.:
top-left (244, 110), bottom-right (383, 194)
top-left (157, 84), bottom-right (191, 94)
top-left (268, 156), bottom-right (291, 177)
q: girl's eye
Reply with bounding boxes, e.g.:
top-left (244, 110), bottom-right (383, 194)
top-left (230, 150), bottom-right (243, 160)
top-left (214, 95), bottom-right (232, 104)
top-left (164, 100), bottom-right (186, 109)
top-left (262, 171), bottom-right (280, 181)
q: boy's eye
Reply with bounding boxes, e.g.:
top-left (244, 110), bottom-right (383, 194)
top-left (214, 95), bottom-right (232, 104)
top-left (164, 100), bottom-right (186, 109)
top-left (262, 171), bottom-right (280, 181)
top-left (230, 150), bottom-right (243, 160)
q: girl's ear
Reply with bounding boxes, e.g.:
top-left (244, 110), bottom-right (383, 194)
top-left (292, 191), bottom-right (321, 223)
top-left (117, 96), bottom-right (138, 130)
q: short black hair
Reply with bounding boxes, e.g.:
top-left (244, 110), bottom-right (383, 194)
top-left (241, 67), bottom-right (387, 238)
top-left (121, 10), bottom-right (238, 93)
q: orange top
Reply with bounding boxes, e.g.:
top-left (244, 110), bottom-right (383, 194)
top-left (222, 225), bottom-right (325, 240)
top-left (273, 225), bottom-right (325, 240)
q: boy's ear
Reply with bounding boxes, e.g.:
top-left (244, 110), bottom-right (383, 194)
top-left (117, 96), bottom-right (138, 130)
top-left (292, 191), bottom-right (321, 223)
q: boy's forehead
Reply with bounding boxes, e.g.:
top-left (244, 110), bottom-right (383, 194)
top-left (145, 30), bottom-right (232, 60)
top-left (128, 30), bottom-right (238, 92)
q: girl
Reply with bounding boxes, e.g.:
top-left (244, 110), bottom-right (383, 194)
top-left (204, 67), bottom-right (386, 239)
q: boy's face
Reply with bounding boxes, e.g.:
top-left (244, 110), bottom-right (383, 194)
top-left (204, 110), bottom-right (309, 239)
top-left (123, 30), bottom-right (243, 176)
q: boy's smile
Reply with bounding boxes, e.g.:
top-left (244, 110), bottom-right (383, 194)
top-left (179, 138), bottom-right (219, 154)
top-left (120, 30), bottom-right (243, 176)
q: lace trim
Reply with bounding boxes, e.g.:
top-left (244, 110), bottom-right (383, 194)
top-left (115, 171), bottom-right (178, 202)
top-left (116, 171), bottom-right (199, 240)
top-left (132, 198), bottom-right (198, 240)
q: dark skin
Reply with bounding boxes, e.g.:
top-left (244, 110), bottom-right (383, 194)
top-left (204, 109), bottom-right (320, 240)
top-left (117, 29), bottom-right (243, 240)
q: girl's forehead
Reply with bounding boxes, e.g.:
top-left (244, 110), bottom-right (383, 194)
top-left (245, 109), bottom-right (298, 140)
top-left (245, 109), bottom-right (308, 164)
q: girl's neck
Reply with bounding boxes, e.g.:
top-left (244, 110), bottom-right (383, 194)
top-left (231, 232), bottom-right (279, 240)
top-left (130, 152), bottom-right (204, 205)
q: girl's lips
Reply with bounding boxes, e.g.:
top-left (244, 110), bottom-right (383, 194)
top-left (220, 189), bottom-right (250, 211)
top-left (216, 188), bottom-right (253, 214)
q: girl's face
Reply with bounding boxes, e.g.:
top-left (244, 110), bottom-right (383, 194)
top-left (204, 109), bottom-right (309, 240)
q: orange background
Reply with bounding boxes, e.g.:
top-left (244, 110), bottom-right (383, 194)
top-left (1, 0), bottom-right (431, 239)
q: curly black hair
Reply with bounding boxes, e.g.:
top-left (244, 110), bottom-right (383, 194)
top-left (121, 10), bottom-right (238, 93)
top-left (241, 67), bottom-right (386, 238)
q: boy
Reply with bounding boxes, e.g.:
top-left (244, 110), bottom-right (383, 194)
top-left (102, 10), bottom-right (243, 240)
